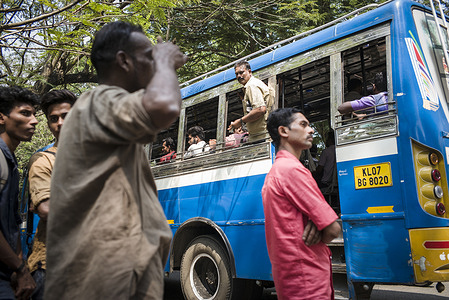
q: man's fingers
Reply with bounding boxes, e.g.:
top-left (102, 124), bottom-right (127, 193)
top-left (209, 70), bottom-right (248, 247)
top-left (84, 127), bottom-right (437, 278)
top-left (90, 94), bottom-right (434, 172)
top-left (302, 220), bottom-right (313, 240)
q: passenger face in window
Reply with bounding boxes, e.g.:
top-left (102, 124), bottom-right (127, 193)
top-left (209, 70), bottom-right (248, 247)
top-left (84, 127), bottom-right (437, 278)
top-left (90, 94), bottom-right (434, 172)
top-left (162, 141), bottom-right (170, 154)
top-left (187, 134), bottom-right (198, 146)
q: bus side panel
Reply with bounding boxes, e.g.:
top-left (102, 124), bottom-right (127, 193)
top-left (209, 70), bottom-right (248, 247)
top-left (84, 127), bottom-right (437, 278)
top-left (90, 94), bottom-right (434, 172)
top-left (222, 224), bottom-right (272, 280)
top-left (159, 188), bottom-right (180, 224)
top-left (343, 218), bottom-right (414, 283)
top-left (176, 174), bottom-right (266, 223)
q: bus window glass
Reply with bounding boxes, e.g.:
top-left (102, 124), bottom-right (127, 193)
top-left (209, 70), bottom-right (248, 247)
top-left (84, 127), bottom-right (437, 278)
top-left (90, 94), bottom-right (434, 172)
top-left (279, 57), bottom-right (330, 124)
top-left (336, 37), bottom-right (398, 145)
top-left (222, 89), bottom-right (249, 150)
top-left (150, 117), bottom-right (179, 164)
top-left (184, 96), bottom-right (218, 155)
top-left (276, 57), bottom-right (331, 174)
top-left (413, 9), bottom-right (449, 112)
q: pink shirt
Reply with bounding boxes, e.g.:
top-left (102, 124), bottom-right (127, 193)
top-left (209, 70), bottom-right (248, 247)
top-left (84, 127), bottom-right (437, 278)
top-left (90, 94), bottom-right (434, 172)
top-left (262, 150), bottom-right (338, 300)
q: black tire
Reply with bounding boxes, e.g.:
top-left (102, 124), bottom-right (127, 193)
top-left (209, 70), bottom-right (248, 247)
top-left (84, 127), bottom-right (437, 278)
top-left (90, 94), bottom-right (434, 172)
top-left (353, 282), bottom-right (374, 299)
top-left (180, 236), bottom-right (232, 300)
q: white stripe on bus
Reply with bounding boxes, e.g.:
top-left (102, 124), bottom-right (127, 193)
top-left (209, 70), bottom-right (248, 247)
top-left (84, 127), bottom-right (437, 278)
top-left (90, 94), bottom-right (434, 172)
top-left (336, 137), bottom-right (398, 163)
top-left (156, 159), bottom-right (273, 190)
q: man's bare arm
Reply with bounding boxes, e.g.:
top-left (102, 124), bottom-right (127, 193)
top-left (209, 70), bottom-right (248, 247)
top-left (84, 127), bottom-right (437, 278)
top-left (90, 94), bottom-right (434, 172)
top-left (228, 106), bottom-right (266, 131)
top-left (37, 200), bottom-right (49, 221)
top-left (337, 101), bottom-right (354, 114)
top-left (0, 231), bottom-right (22, 271)
top-left (321, 221), bottom-right (342, 244)
top-left (14, 235), bottom-right (35, 300)
top-left (142, 37), bottom-right (188, 131)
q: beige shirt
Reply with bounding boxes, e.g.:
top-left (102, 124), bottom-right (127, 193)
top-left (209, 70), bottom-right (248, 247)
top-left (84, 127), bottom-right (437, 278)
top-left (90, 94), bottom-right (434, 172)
top-left (45, 85), bottom-right (172, 300)
top-left (27, 146), bottom-right (57, 273)
top-left (242, 76), bottom-right (270, 142)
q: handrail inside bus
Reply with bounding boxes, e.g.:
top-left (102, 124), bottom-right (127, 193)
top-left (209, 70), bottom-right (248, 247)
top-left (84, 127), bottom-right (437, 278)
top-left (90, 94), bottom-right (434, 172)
top-left (180, 1), bottom-right (392, 88)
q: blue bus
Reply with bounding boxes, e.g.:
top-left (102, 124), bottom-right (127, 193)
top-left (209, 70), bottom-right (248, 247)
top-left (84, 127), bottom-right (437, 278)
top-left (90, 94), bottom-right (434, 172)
top-left (148, 0), bottom-right (449, 298)
top-left (18, 0), bottom-right (449, 299)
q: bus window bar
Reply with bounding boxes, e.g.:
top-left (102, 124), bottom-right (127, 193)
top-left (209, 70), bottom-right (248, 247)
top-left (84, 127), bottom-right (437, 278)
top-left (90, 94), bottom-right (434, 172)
top-left (180, 2), bottom-right (389, 87)
top-left (335, 101), bottom-right (398, 146)
top-left (150, 134), bottom-right (268, 166)
top-left (335, 100), bottom-right (397, 126)
top-left (335, 115), bottom-right (398, 146)
top-left (151, 142), bottom-right (272, 179)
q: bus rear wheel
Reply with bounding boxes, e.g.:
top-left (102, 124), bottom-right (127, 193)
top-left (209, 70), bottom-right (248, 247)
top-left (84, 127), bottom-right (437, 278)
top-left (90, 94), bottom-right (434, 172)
top-left (180, 236), bottom-right (232, 300)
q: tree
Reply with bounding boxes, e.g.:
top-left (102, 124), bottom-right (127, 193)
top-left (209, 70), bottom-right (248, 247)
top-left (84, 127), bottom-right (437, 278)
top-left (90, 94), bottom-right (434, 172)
top-left (0, 0), bottom-right (189, 94)
top-left (165, 0), bottom-right (323, 81)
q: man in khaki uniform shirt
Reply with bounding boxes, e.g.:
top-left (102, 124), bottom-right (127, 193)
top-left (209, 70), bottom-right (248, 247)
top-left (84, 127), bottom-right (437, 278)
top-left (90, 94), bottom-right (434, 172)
top-left (229, 60), bottom-right (271, 143)
top-left (44, 22), bottom-right (187, 300)
top-left (26, 89), bottom-right (77, 300)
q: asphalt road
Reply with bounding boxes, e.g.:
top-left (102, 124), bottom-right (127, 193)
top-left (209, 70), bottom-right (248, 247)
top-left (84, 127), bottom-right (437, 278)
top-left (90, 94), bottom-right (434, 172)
top-left (164, 272), bottom-right (449, 299)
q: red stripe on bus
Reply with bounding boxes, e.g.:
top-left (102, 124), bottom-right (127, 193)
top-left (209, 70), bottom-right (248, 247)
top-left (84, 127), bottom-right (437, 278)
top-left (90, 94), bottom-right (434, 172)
top-left (424, 241), bottom-right (449, 249)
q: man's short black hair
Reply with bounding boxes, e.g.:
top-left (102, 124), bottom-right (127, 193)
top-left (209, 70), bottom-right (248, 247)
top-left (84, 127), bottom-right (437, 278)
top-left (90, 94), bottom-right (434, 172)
top-left (162, 137), bottom-right (176, 151)
top-left (90, 21), bottom-right (144, 76)
top-left (348, 78), bottom-right (362, 91)
top-left (234, 60), bottom-right (251, 71)
top-left (267, 107), bottom-right (303, 151)
top-left (374, 72), bottom-right (387, 92)
top-left (41, 89), bottom-right (77, 117)
top-left (0, 86), bottom-right (39, 115)
top-left (187, 126), bottom-right (205, 141)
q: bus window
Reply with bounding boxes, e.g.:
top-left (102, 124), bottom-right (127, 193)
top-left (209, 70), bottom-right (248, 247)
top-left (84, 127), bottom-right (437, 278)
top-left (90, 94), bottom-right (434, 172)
top-left (149, 117), bottom-right (179, 165)
top-left (278, 56), bottom-right (331, 124)
top-left (184, 96), bottom-right (219, 155)
top-left (336, 37), bottom-right (398, 145)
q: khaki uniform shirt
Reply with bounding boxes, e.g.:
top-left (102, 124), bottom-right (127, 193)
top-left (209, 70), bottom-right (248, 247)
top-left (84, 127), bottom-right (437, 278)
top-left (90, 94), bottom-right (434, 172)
top-left (45, 85), bottom-right (172, 300)
top-left (27, 146), bottom-right (57, 273)
top-left (242, 76), bottom-right (270, 142)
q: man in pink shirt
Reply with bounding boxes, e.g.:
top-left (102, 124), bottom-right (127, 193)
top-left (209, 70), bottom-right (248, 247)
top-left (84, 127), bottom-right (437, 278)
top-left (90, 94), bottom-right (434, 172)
top-left (262, 107), bottom-right (341, 299)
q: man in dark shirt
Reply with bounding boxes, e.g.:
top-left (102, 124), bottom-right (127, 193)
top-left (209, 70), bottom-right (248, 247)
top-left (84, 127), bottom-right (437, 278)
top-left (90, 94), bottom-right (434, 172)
top-left (0, 86), bottom-right (39, 300)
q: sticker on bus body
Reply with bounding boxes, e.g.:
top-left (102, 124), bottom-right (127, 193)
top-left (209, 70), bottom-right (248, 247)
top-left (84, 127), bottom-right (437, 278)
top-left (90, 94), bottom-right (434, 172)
top-left (353, 162), bottom-right (393, 189)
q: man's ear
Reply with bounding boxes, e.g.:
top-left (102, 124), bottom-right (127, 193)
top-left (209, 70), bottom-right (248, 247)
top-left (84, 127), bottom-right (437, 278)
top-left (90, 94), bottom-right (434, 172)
top-left (278, 125), bottom-right (289, 138)
top-left (0, 112), bottom-right (6, 126)
top-left (116, 51), bottom-right (132, 72)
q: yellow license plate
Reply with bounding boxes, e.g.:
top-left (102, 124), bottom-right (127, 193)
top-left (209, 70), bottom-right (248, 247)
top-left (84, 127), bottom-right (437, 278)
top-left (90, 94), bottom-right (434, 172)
top-left (354, 162), bottom-right (392, 189)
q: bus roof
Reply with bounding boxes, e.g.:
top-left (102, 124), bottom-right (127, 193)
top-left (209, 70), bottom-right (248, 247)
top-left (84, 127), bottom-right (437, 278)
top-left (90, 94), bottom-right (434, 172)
top-left (180, 0), bottom-right (427, 100)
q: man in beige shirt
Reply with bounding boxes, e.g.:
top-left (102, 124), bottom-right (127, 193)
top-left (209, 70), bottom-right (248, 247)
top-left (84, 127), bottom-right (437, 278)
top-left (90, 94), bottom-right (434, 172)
top-left (45, 21), bottom-right (187, 300)
top-left (229, 60), bottom-right (271, 143)
top-left (26, 89), bottom-right (77, 300)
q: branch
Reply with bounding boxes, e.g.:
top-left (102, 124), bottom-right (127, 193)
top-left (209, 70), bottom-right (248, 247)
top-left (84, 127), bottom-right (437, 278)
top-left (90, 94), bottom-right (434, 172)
top-left (0, 0), bottom-right (84, 31)
top-left (0, 43), bottom-right (90, 56)
top-left (0, 7), bottom-right (24, 13)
